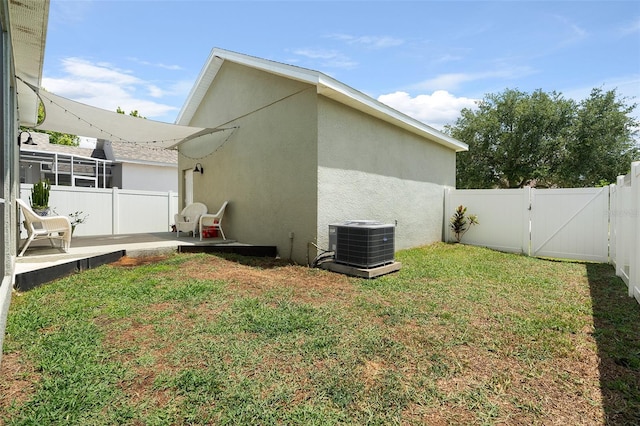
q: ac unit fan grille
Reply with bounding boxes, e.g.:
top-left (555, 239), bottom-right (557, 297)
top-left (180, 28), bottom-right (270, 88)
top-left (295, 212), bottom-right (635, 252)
top-left (330, 223), bottom-right (395, 268)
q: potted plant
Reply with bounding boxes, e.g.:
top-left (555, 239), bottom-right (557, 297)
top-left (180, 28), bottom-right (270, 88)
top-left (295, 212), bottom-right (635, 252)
top-left (30, 179), bottom-right (51, 216)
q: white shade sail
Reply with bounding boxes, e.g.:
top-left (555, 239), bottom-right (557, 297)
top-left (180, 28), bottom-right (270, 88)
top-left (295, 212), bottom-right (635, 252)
top-left (22, 81), bottom-right (218, 149)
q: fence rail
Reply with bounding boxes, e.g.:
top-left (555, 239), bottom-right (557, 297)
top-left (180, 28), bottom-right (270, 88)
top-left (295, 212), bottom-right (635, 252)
top-left (19, 184), bottom-right (179, 237)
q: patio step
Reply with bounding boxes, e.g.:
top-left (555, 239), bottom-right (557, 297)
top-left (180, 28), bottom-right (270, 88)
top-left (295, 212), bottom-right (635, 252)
top-left (14, 251), bottom-right (126, 292)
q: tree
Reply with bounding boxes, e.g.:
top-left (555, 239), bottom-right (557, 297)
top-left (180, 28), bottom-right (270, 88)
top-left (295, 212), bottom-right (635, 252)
top-left (561, 88), bottom-right (639, 187)
top-left (447, 88), bottom-right (639, 189)
top-left (117, 106), bottom-right (145, 118)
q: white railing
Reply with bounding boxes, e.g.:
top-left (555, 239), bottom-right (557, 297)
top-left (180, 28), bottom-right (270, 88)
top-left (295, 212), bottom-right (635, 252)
top-left (611, 161), bottom-right (640, 303)
top-left (19, 184), bottom-right (179, 237)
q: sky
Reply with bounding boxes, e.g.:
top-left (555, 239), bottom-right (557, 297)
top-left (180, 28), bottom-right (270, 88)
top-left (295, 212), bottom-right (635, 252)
top-left (42, 0), bottom-right (640, 131)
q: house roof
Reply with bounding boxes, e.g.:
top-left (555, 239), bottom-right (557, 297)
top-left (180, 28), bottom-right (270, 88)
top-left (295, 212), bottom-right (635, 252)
top-left (176, 48), bottom-right (469, 153)
top-left (20, 133), bottom-right (177, 167)
top-left (106, 141), bottom-right (177, 166)
top-left (21, 132), bottom-right (105, 160)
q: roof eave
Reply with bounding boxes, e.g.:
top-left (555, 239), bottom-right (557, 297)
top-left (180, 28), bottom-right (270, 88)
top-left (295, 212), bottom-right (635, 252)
top-left (10, 0), bottom-right (50, 127)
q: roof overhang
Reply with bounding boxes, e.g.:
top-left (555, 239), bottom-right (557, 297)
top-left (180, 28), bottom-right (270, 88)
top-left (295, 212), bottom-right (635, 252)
top-left (177, 48), bottom-right (468, 153)
top-left (9, 0), bottom-right (49, 127)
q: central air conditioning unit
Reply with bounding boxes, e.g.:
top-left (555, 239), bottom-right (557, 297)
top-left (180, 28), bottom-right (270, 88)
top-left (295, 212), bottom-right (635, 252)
top-left (328, 220), bottom-right (395, 269)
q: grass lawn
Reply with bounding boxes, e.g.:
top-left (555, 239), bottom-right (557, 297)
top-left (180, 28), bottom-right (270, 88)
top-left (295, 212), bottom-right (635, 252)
top-left (1, 243), bottom-right (639, 425)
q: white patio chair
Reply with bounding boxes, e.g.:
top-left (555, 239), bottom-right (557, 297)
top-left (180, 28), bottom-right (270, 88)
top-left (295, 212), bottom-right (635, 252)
top-left (174, 202), bottom-right (207, 237)
top-left (16, 198), bottom-right (72, 257)
top-left (199, 201), bottom-right (229, 241)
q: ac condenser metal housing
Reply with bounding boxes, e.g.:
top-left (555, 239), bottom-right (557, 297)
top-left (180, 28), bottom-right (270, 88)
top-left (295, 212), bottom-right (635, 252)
top-left (329, 220), bottom-right (395, 269)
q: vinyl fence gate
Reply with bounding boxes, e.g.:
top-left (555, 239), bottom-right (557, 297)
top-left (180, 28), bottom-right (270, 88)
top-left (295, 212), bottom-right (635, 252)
top-left (445, 186), bottom-right (610, 263)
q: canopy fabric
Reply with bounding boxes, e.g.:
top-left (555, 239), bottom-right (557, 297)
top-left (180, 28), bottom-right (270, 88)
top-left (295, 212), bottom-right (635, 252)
top-left (24, 81), bottom-right (218, 149)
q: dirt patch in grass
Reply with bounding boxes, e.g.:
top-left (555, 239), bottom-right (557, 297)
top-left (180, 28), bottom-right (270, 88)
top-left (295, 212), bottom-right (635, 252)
top-left (180, 255), bottom-right (357, 304)
top-left (100, 301), bottom-right (187, 410)
top-left (0, 352), bottom-right (39, 413)
top-left (111, 255), bottom-right (171, 267)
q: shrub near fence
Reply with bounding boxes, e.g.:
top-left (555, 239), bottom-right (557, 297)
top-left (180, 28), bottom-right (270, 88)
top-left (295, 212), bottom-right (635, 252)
top-left (19, 185), bottom-right (179, 237)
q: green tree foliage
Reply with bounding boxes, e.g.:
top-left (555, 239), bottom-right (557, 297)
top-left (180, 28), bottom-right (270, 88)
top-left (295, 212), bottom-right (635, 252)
top-left (562, 88), bottom-right (639, 187)
top-left (447, 88), bottom-right (639, 188)
top-left (116, 106), bottom-right (145, 118)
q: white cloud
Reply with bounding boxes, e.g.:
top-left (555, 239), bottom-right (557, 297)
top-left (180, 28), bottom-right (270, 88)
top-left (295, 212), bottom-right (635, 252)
top-left (416, 73), bottom-right (474, 92)
top-left (128, 57), bottom-right (184, 71)
top-left (415, 66), bottom-right (537, 91)
top-left (620, 17), bottom-right (640, 35)
top-left (552, 15), bottom-right (589, 46)
top-left (326, 33), bottom-right (404, 49)
top-left (147, 85), bottom-right (165, 98)
top-left (434, 53), bottom-right (463, 64)
top-left (377, 90), bottom-right (478, 130)
top-left (292, 48), bottom-right (358, 69)
top-left (42, 57), bottom-right (179, 120)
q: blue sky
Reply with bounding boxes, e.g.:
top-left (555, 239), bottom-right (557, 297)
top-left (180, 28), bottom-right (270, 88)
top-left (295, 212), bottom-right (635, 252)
top-left (42, 0), bottom-right (640, 130)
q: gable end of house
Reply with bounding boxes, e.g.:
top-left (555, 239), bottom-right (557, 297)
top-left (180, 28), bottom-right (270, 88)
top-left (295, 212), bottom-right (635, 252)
top-left (177, 48), bottom-right (468, 153)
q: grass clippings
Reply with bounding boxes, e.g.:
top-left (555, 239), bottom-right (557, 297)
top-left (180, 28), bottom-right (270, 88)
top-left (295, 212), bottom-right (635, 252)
top-left (1, 243), bottom-right (638, 425)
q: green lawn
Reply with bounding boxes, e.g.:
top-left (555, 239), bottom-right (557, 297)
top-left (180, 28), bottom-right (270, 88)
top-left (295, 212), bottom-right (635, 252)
top-left (1, 243), bottom-right (638, 425)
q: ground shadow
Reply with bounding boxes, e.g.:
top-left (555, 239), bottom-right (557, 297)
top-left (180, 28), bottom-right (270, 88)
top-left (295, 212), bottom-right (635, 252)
top-left (586, 263), bottom-right (640, 425)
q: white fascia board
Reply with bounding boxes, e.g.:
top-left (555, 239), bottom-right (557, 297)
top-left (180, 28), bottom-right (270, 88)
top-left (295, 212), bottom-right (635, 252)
top-left (214, 48), bottom-right (320, 85)
top-left (176, 51), bottom-right (223, 125)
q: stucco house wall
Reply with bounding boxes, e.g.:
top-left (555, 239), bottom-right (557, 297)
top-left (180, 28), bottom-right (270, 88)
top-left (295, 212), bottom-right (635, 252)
top-left (316, 97), bottom-right (456, 251)
top-left (176, 48), bottom-right (466, 264)
top-left (179, 61), bottom-right (319, 259)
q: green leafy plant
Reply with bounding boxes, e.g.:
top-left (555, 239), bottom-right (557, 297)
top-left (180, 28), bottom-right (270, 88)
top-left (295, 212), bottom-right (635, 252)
top-left (30, 179), bottom-right (51, 211)
top-left (449, 205), bottom-right (479, 243)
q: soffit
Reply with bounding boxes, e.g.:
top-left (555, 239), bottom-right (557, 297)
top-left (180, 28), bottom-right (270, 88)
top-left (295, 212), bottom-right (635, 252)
top-left (9, 0), bottom-right (49, 127)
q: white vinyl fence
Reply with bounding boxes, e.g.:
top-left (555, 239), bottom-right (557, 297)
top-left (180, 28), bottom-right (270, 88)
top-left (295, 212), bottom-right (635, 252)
top-left (610, 162), bottom-right (640, 303)
top-left (19, 184), bottom-right (179, 238)
top-left (445, 161), bottom-right (640, 304)
top-left (445, 186), bottom-right (609, 262)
